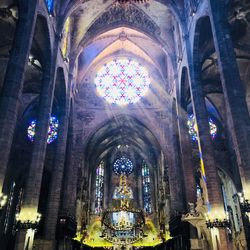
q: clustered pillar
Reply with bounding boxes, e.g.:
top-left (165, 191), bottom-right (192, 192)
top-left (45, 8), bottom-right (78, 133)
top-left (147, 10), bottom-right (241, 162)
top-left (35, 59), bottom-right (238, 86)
top-left (185, 33), bottom-right (231, 248)
top-left (15, 34), bottom-right (61, 250)
top-left (175, 103), bottom-right (196, 208)
top-left (209, 1), bottom-right (250, 247)
top-left (57, 117), bottom-right (78, 250)
top-left (43, 98), bottom-right (71, 248)
top-left (179, 1), bottom-right (250, 248)
top-left (209, 0), bottom-right (250, 201)
top-left (0, 1), bottom-right (38, 194)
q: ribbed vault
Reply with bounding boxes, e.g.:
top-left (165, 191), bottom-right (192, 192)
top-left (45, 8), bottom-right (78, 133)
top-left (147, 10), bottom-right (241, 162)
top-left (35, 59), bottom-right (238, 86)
top-left (84, 115), bottom-right (161, 171)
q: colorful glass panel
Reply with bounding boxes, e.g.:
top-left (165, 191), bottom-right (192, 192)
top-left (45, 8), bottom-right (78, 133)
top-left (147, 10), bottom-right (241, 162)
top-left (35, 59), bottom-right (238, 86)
top-left (45, 0), bottom-right (54, 14)
top-left (27, 116), bottom-right (59, 144)
top-left (142, 162), bottom-right (152, 214)
top-left (95, 59), bottom-right (150, 105)
top-left (95, 161), bottom-right (104, 214)
top-left (187, 114), bottom-right (217, 141)
top-left (113, 156), bottom-right (133, 176)
top-left (61, 17), bottom-right (70, 58)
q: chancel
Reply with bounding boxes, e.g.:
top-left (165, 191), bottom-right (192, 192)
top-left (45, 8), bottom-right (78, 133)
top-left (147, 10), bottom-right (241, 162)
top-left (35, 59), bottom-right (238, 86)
top-left (0, 0), bottom-right (249, 250)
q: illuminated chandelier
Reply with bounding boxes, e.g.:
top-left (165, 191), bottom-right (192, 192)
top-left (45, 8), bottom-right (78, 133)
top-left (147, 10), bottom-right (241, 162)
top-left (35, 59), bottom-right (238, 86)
top-left (101, 158), bottom-right (145, 247)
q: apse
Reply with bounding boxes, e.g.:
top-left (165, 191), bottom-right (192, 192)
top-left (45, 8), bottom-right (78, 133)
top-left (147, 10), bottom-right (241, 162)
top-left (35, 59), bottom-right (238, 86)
top-left (75, 115), bottom-right (169, 248)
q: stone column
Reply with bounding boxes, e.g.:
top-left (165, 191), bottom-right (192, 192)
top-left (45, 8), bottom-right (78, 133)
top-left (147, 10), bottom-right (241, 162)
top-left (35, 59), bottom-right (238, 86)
top-left (0, 1), bottom-right (38, 193)
top-left (175, 102), bottom-right (196, 209)
top-left (208, 3), bottom-right (250, 248)
top-left (167, 103), bottom-right (186, 214)
top-left (42, 96), bottom-right (71, 248)
top-left (61, 123), bottom-right (78, 217)
top-left (57, 118), bottom-right (78, 250)
top-left (209, 1), bottom-right (250, 200)
top-left (185, 34), bottom-right (231, 249)
top-left (15, 36), bottom-right (60, 250)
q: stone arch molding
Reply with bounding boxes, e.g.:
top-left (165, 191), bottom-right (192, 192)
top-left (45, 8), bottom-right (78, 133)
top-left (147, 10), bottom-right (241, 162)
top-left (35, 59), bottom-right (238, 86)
top-left (82, 4), bottom-right (161, 47)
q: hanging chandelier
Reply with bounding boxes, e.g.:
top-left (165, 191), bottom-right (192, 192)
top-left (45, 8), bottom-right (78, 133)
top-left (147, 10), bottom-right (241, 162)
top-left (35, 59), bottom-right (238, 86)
top-left (101, 174), bottom-right (145, 246)
top-left (100, 159), bottom-right (145, 247)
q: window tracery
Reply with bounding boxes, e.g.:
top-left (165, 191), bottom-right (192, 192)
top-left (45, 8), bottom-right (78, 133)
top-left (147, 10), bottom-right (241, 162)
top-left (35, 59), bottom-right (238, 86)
top-left (95, 59), bottom-right (150, 105)
top-left (142, 162), bottom-right (152, 214)
top-left (113, 156), bottom-right (134, 176)
top-left (27, 116), bottom-right (59, 144)
top-left (95, 161), bottom-right (104, 214)
top-left (187, 114), bottom-right (217, 141)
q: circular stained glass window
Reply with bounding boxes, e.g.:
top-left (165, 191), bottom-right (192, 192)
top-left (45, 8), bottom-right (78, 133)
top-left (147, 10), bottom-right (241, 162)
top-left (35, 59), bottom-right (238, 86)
top-left (27, 116), bottom-right (59, 144)
top-left (113, 156), bottom-right (134, 176)
top-left (187, 114), bottom-right (217, 141)
top-left (95, 58), bottom-right (150, 105)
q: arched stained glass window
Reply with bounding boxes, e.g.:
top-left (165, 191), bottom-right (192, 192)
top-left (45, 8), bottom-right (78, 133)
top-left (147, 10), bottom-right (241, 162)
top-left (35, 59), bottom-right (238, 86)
top-left (142, 162), bottom-right (152, 214)
top-left (95, 161), bottom-right (104, 214)
top-left (27, 116), bottom-right (59, 144)
top-left (221, 184), bottom-right (228, 213)
top-left (187, 114), bottom-right (217, 141)
top-left (61, 17), bottom-right (70, 58)
top-left (45, 0), bottom-right (54, 14)
top-left (95, 59), bottom-right (150, 105)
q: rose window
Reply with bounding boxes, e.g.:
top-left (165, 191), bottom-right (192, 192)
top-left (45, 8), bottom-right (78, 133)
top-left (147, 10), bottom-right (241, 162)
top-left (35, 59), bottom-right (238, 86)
top-left (95, 59), bottom-right (150, 105)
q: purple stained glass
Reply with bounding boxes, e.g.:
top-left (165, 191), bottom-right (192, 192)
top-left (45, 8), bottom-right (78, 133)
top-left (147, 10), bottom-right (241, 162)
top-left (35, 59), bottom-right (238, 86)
top-left (187, 114), bottom-right (217, 141)
top-left (95, 59), bottom-right (150, 105)
top-left (27, 116), bottom-right (59, 144)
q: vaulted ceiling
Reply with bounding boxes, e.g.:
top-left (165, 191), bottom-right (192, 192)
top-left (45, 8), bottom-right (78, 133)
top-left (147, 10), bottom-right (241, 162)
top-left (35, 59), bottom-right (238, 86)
top-left (68, 1), bottom-right (179, 94)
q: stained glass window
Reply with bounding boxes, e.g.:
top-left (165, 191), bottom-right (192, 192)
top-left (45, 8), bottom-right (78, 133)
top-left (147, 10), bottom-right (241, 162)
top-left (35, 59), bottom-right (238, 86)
top-left (187, 114), bottom-right (217, 141)
top-left (61, 17), bottom-right (70, 58)
top-left (45, 0), bottom-right (54, 14)
top-left (27, 116), bottom-right (59, 144)
top-left (95, 59), bottom-right (150, 105)
top-left (113, 156), bottom-right (134, 176)
top-left (95, 161), bottom-right (104, 214)
top-left (221, 184), bottom-right (228, 213)
top-left (142, 162), bottom-right (152, 214)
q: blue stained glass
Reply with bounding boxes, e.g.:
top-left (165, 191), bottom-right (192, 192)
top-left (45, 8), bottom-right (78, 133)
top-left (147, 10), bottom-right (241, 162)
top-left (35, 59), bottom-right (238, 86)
top-left (95, 59), bottom-right (150, 105)
top-left (142, 162), bottom-right (152, 214)
top-left (27, 116), bottom-right (59, 144)
top-left (95, 161), bottom-right (104, 214)
top-left (113, 156), bottom-right (134, 176)
top-left (45, 0), bottom-right (54, 14)
top-left (187, 114), bottom-right (217, 141)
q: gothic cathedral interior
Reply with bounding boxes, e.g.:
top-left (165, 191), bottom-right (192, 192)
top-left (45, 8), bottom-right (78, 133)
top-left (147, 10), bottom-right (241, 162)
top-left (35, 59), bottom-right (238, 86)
top-left (0, 0), bottom-right (249, 250)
